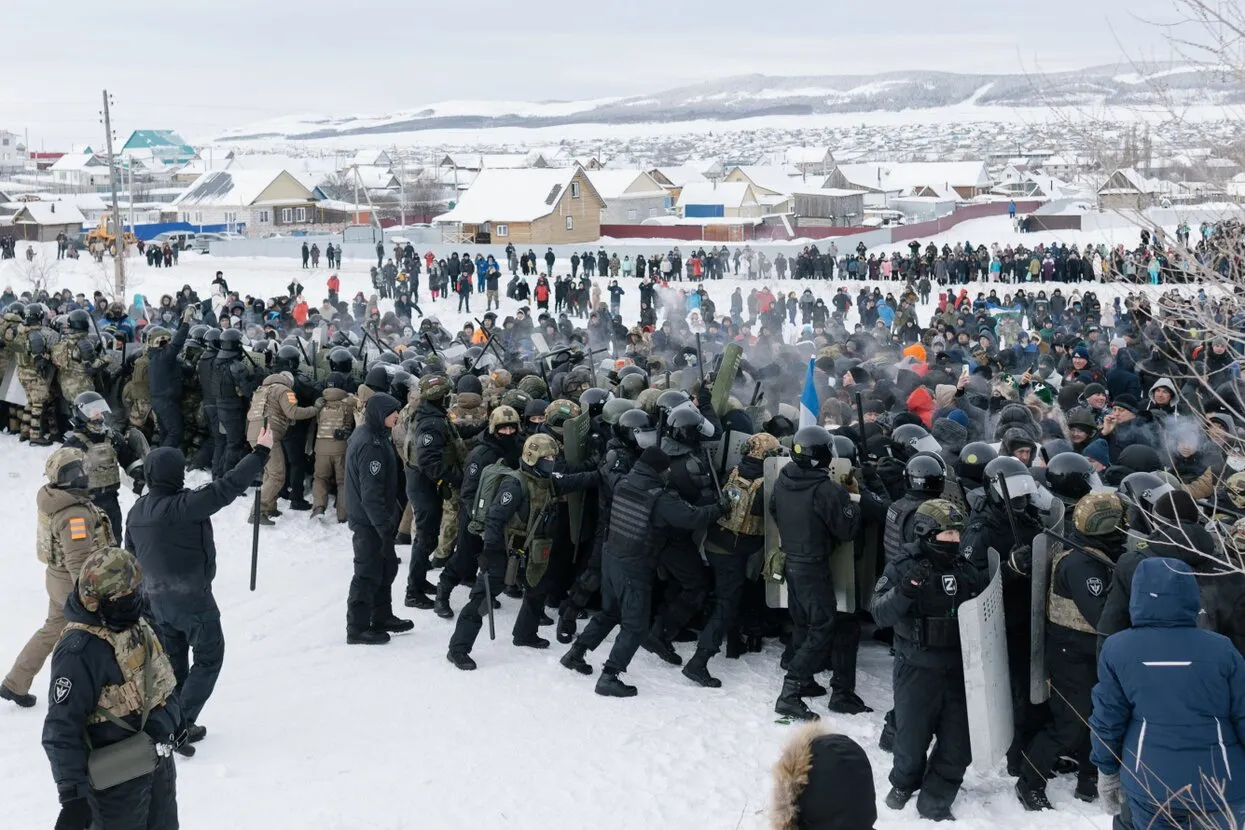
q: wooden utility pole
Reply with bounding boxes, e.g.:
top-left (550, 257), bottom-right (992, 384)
top-left (101, 89), bottom-right (125, 298)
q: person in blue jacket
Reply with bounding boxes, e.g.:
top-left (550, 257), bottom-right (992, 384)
top-left (1091, 557), bottom-right (1245, 830)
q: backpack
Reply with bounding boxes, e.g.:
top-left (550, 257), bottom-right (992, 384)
top-left (467, 462), bottom-right (521, 536)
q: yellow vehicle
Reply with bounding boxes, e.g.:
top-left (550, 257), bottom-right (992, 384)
top-left (85, 216), bottom-right (137, 253)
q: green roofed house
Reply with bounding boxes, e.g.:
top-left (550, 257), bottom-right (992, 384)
top-left (121, 130), bottom-right (197, 167)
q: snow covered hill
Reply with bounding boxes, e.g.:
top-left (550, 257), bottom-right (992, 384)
top-left (218, 63), bottom-right (1242, 142)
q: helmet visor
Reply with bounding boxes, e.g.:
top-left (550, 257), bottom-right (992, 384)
top-left (78, 397), bottom-right (111, 424)
top-left (992, 472), bottom-right (1038, 501)
top-left (912, 435), bottom-right (942, 454)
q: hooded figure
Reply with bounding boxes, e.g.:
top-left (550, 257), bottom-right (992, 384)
top-left (1091, 557), bottom-right (1245, 828)
top-left (771, 725), bottom-right (877, 830)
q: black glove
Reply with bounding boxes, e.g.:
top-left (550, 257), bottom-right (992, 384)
top-left (132, 479), bottom-right (144, 496)
top-left (1009, 544), bottom-right (1033, 576)
top-left (861, 464), bottom-right (884, 493)
top-left (697, 383), bottom-right (713, 408)
top-left (717, 493), bottom-right (731, 514)
top-left (77, 338), bottom-right (96, 363)
top-left (900, 562), bottom-right (931, 598)
top-left (333, 428), bottom-right (350, 440)
top-left (54, 798), bottom-right (91, 830)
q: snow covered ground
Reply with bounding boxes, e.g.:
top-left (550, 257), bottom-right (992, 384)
top-left (0, 214), bottom-right (1205, 829)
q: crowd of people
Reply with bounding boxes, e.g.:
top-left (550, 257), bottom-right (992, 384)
top-left (1, 220), bottom-right (1244, 830)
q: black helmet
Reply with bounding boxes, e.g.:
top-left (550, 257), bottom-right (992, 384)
top-left (615, 408), bottom-right (652, 450)
top-left (891, 423), bottom-right (940, 461)
top-left (329, 347), bottom-right (353, 374)
top-left (618, 373), bottom-right (647, 400)
top-left (984, 455), bottom-right (1038, 509)
top-left (832, 435), bottom-right (857, 464)
top-left (664, 406), bottom-right (712, 450)
top-left (579, 387), bottom-right (612, 418)
top-left (25, 303), bottom-right (46, 325)
top-left (5, 301), bottom-right (24, 318)
top-left (601, 397), bottom-right (635, 425)
top-left (456, 373), bottom-right (482, 395)
top-left (326, 371), bottom-right (349, 390)
top-left (364, 365), bottom-right (391, 393)
top-left (401, 357), bottom-right (421, 376)
top-left (955, 442), bottom-right (997, 486)
top-left (377, 351), bottom-right (400, 365)
top-left (765, 414), bottom-right (797, 438)
top-left (1117, 444), bottom-right (1162, 473)
top-left (1119, 471), bottom-right (1172, 511)
top-left (67, 308), bottom-right (91, 332)
top-left (904, 454), bottom-right (946, 495)
top-left (72, 391), bottom-right (111, 435)
top-left (203, 328), bottom-right (221, 348)
top-left (275, 344), bottom-right (302, 373)
top-left (218, 328), bottom-right (244, 352)
top-left (389, 370), bottom-right (413, 402)
top-left (791, 426), bottom-right (834, 470)
top-left (1045, 452), bottom-right (1099, 502)
top-left (656, 389), bottom-right (691, 412)
top-left (188, 324), bottom-right (209, 345)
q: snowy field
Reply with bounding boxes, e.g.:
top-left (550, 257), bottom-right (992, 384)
top-left (0, 214), bottom-right (1205, 829)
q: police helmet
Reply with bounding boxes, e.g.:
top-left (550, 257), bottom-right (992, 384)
top-left (364, 365), bottom-right (391, 393)
top-left (904, 454), bottom-right (946, 495)
top-left (601, 397), bottom-right (636, 425)
top-left (489, 405), bottom-right (522, 435)
top-left (1072, 492), bottom-right (1125, 537)
top-left (580, 387), bottom-right (612, 418)
top-left (25, 303), bottom-right (46, 326)
top-left (615, 408), bottom-right (652, 449)
top-left (665, 406), bottom-right (713, 448)
top-left (77, 547), bottom-right (143, 613)
top-left (745, 432), bottom-right (784, 460)
top-left (377, 351), bottom-right (399, 366)
top-left (72, 391), bottom-right (111, 435)
top-left (791, 426), bottom-right (834, 470)
top-left (984, 455), bottom-right (1038, 509)
top-left (955, 442), bottom-right (997, 485)
top-left (1226, 471), bottom-right (1245, 511)
top-left (389, 370), bottom-right (413, 403)
top-left (891, 424), bottom-right (941, 461)
top-left (218, 328), bottom-right (244, 352)
top-left (419, 373), bottom-right (451, 402)
top-left (618, 373), bottom-right (647, 400)
top-left (501, 389), bottom-right (533, 412)
top-left (275, 344), bottom-right (302, 373)
top-left (144, 325), bottom-right (172, 348)
top-left (67, 308), bottom-right (91, 333)
top-left (911, 498), bottom-right (967, 539)
top-left (203, 329), bottom-right (222, 349)
top-left (656, 390), bottom-right (691, 412)
top-left (521, 433), bottom-right (560, 472)
top-left (329, 347), bottom-right (354, 374)
top-left (1045, 452), bottom-right (1101, 502)
top-left (544, 399), bottom-right (580, 436)
top-left (831, 435), bottom-right (857, 463)
top-left (518, 375), bottom-right (548, 399)
top-left (188, 324), bottom-right (209, 345)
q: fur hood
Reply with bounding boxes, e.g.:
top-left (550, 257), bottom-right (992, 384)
top-left (771, 724), bottom-right (875, 830)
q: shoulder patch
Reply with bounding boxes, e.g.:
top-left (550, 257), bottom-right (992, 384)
top-left (874, 575), bottom-right (889, 592)
top-left (53, 676), bottom-right (72, 704)
top-left (67, 516), bottom-right (88, 541)
top-left (286, 391), bottom-right (297, 405)
top-left (500, 491), bottom-right (514, 506)
top-left (369, 460), bottom-right (381, 476)
top-left (421, 433), bottom-right (433, 447)
top-left (468, 462), bottom-right (479, 477)
top-left (1086, 576), bottom-right (1104, 597)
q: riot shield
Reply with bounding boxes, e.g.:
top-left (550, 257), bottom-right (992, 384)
top-left (710, 343), bottom-right (743, 418)
top-left (705, 429), bottom-right (749, 477)
top-left (126, 426), bottom-right (152, 461)
top-left (0, 361), bottom-right (27, 406)
top-left (832, 519), bottom-right (856, 614)
top-left (1029, 533), bottom-right (1055, 704)
top-left (959, 547), bottom-right (1014, 774)
top-left (855, 520), bottom-right (879, 613)
top-left (441, 342), bottom-right (468, 366)
top-left (764, 455), bottom-right (790, 609)
top-left (562, 411), bottom-right (592, 544)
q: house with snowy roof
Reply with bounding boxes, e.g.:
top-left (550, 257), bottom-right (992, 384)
top-left (173, 169), bottom-right (316, 233)
top-left (675, 181), bottom-right (762, 220)
top-left (6, 200), bottom-right (86, 241)
top-left (432, 167), bottom-right (605, 244)
top-left (49, 152), bottom-right (110, 191)
top-left (784, 146), bottom-right (835, 177)
top-left (120, 130), bottom-right (197, 168)
top-left (0, 130), bottom-right (25, 173)
top-left (1097, 168), bottom-right (1162, 210)
top-left (826, 161), bottom-right (992, 201)
top-left (585, 170), bottom-right (670, 224)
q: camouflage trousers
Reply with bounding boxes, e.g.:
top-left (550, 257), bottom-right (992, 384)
top-left (436, 494), bottom-right (459, 561)
top-left (312, 447), bottom-right (347, 521)
top-left (58, 374), bottom-right (95, 406)
top-left (16, 370), bottom-right (52, 439)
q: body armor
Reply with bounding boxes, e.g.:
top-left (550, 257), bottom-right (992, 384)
top-left (717, 468), bottom-right (764, 537)
top-left (1046, 548), bottom-right (1099, 635)
top-left (70, 431), bottom-right (121, 492)
top-left (883, 493), bottom-right (928, 562)
top-left (37, 499), bottom-right (111, 567)
top-left (60, 619), bottom-right (177, 725)
top-left (315, 391), bottom-right (355, 440)
top-left (505, 473), bottom-right (556, 587)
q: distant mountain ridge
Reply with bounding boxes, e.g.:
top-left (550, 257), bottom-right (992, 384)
top-left (219, 64), bottom-right (1242, 142)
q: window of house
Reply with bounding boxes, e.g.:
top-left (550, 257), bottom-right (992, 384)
top-left (648, 207), bottom-right (658, 217)
top-left (570, 181), bottom-right (580, 199)
top-left (282, 208), bottom-right (293, 223)
top-left (565, 216), bottom-right (573, 231)
top-left (258, 210), bottom-right (270, 223)
top-left (295, 207), bottom-right (306, 222)
top-left (496, 224), bottom-right (509, 237)
top-left (626, 208), bottom-right (638, 221)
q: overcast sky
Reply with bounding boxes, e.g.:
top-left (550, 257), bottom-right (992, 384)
top-left (3, 0), bottom-right (1184, 147)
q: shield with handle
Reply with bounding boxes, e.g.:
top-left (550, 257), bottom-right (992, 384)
top-left (561, 410), bottom-right (592, 545)
top-left (764, 455), bottom-right (790, 609)
top-left (710, 342), bottom-right (743, 418)
top-left (959, 547), bottom-right (1014, 774)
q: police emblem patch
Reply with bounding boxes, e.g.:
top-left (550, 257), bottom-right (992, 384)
top-left (421, 434), bottom-right (433, 446)
top-left (369, 460), bottom-right (381, 476)
top-left (500, 491), bottom-right (513, 505)
top-left (53, 677), bottom-right (72, 704)
top-left (1086, 577), bottom-right (1104, 597)
top-left (874, 576), bottom-right (889, 591)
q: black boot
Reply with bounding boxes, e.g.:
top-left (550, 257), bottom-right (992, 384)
top-left (503, 584), bottom-right (523, 599)
top-left (538, 611), bottom-right (554, 626)
top-left (446, 651), bottom-right (477, 671)
top-left (347, 629), bottom-right (390, 645)
top-left (0, 684), bottom-right (36, 708)
top-left (372, 615), bottom-right (414, 634)
top-left (1074, 778), bottom-right (1098, 803)
top-left (432, 581), bottom-right (454, 620)
top-left (560, 643), bottom-right (593, 675)
top-left (595, 671), bottom-right (637, 697)
top-left (774, 678), bottom-right (818, 721)
top-left (799, 679), bottom-right (827, 698)
top-left (288, 499), bottom-right (313, 511)
top-left (1015, 782), bottom-right (1053, 811)
top-left (404, 589), bottom-right (434, 610)
top-left (681, 648), bottom-right (722, 688)
top-left (827, 690), bottom-right (874, 714)
top-left (555, 602), bottom-right (578, 644)
top-left (513, 634), bottom-right (550, 649)
top-left (642, 624), bottom-right (682, 666)
top-left (185, 724), bottom-right (207, 743)
top-left (884, 787), bottom-right (913, 810)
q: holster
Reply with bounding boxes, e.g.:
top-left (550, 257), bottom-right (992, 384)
top-left (505, 549), bottom-right (526, 587)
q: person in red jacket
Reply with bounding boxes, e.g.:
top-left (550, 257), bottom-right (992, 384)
top-left (326, 274), bottom-right (340, 305)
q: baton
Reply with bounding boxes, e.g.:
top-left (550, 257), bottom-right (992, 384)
top-left (482, 559), bottom-right (496, 640)
top-left (251, 417), bottom-right (267, 591)
top-left (995, 472), bottom-right (1024, 548)
top-left (854, 391), bottom-right (867, 461)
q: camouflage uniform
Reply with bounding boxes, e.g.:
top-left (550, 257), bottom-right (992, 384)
top-left (246, 371), bottom-right (320, 516)
top-left (52, 331), bottom-right (105, 406)
top-left (121, 350), bottom-right (155, 432)
top-left (312, 387), bottom-right (357, 521)
top-left (10, 323), bottom-right (59, 442)
top-left (3, 449), bottom-right (114, 698)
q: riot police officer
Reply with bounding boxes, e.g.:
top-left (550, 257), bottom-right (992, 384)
top-left (273, 343), bottom-right (317, 510)
top-left (145, 321), bottom-right (191, 448)
top-left (771, 426), bottom-right (862, 721)
top-left (213, 329), bottom-right (257, 472)
top-left (198, 328), bottom-right (223, 478)
top-left (872, 499), bottom-right (986, 822)
top-left (62, 392), bottom-right (144, 536)
top-left (884, 454), bottom-right (947, 562)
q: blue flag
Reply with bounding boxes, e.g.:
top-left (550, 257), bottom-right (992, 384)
top-left (799, 357), bottom-right (819, 429)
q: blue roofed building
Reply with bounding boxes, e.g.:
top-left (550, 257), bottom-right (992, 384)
top-left (120, 130), bottom-right (197, 167)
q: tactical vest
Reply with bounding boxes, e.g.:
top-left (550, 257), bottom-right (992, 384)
top-left (717, 468), bottom-right (764, 537)
top-left (38, 499), bottom-right (112, 567)
top-left (1046, 548), bottom-right (1098, 635)
top-left (129, 353), bottom-right (151, 396)
top-left (607, 478), bottom-right (661, 558)
top-left (392, 404), bottom-right (416, 465)
top-left (315, 398), bottom-right (353, 440)
top-left (60, 619), bottom-right (177, 725)
top-left (884, 493), bottom-right (926, 562)
top-left (245, 384), bottom-right (272, 428)
top-left (503, 473), bottom-right (555, 550)
top-left (72, 432), bottom-right (121, 492)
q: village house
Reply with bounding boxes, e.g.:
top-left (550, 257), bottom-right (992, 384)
top-left (585, 169), bottom-right (670, 224)
top-left (675, 181), bottom-right (763, 220)
top-left (432, 166), bottom-right (605, 244)
top-left (49, 152), bottom-right (110, 191)
top-left (172, 169), bottom-right (317, 234)
top-left (1097, 167), bottom-right (1163, 210)
top-left (6, 201), bottom-right (86, 241)
top-left (826, 161), bottom-right (993, 203)
top-left (120, 130), bottom-right (197, 168)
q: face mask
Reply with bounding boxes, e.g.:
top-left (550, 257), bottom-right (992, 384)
top-left (98, 591), bottom-right (143, 632)
top-left (534, 458), bottom-right (557, 477)
top-left (922, 538), bottom-right (961, 568)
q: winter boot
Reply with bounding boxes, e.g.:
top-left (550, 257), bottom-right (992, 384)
top-left (884, 787), bottom-right (913, 810)
top-left (560, 643), bottom-right (593, 675)
top-left (288, 499), bottom-right (313, 511)
top-left (799, 679), bottom-right (827, 698)
top-left (28, 433), bottom-right (52, 447)
top-left (347, 629), bottom-right (390, 645)
top-left (404, 590), bottom-right (434, 610)
top-left (595, 671), bottom-right (638, 698)
top-left (1015, 782), bottom-right (1052, 811)
top-left (174, 742), bottom-right (196, 758)
top-left (1074, 778), bottom-right (1098, 803)
top-left (642, 624), bottom-right (682, 666)
top-left (774, 678), bottom-right (818, 721)
top-left (372, 615), bottom-right (414, 634)
top-left (918, 804), bottom-right (955, 822)
top-left (538, 611), bottom-right (554, 626)
top-left (681, 649), bottom-right (722, 688)
top-left (503, 584), bottom-right (523, 599)
top-left (512, 634), bottom-right (550, 650)
top-left (309, 507), bottom-right (325, 518)
top-left (827, 690), bottom-right (874, 715)
top-left (248, 510), bottom-right (275, 526)
top-left (185, 724), bottom-right (207, 743)
top-left (555, 603), bottom-right (578, 644)
top-left (879, 710), bottom-right (896, 752)
top-left (395, 531), bottom-right (412, 546)
top-left (447, 651), bottom-right (477, 671)
top-left (432, 581), bottom-right (454, 620)
top-left (0, 684), bottom-right (36, 708)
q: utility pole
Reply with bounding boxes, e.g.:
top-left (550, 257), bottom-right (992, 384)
top-left (101, 89), bottom-right (125, 298)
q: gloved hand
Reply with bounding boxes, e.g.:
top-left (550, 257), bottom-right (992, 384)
top-left (333, 428), bottom-right (350, 440)
top-left (314, 398), bottom-right (326, 411)
top-left (182, 306), bottom-right (198, 323)
top-left (861, 464), bottom-right (884, 493)
top-left (1009, 544), bottom-right (1033, 576)
top-left (1098, 772), bottom-right (1122, 815)
top-left (54, 797), bottom-right (91, 830)
top-left (717, 493), bottom-right (731, 514)
top-left (900, 562), bottom-right (930, 598)
top-left (132, 479), bottom-right (145, 496)
top-left (697, 383), bottom-right (713, 408)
